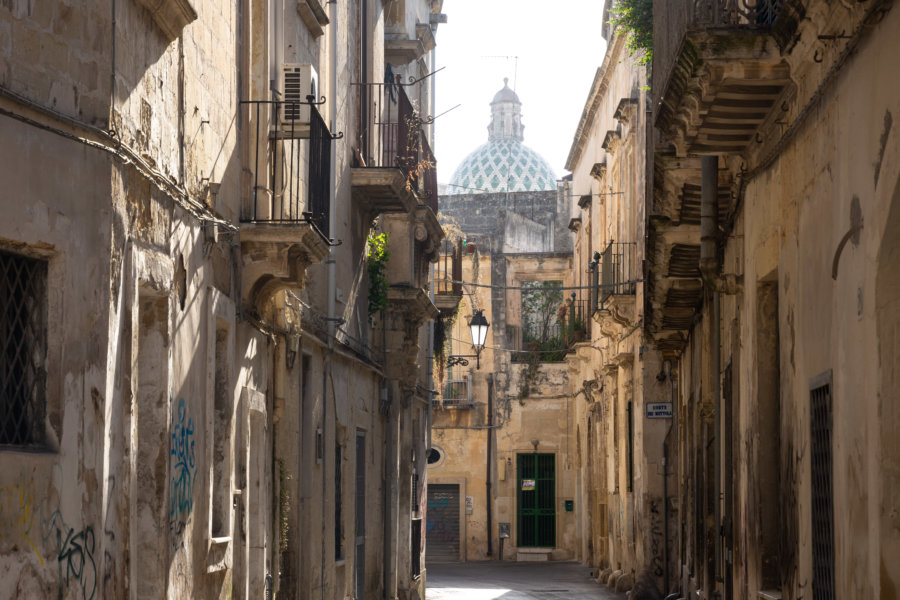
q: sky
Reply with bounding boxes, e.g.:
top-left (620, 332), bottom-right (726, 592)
top-left (432, 1), bottom-right (608, 183)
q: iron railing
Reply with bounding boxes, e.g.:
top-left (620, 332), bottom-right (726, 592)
top-left (595, 241), bottom-right (637, 307)
top-left (693, 0), bottom-right (782, 26)
top-left (441, 379), bottom-right (471, 406)
top-left (653, 0), bottom-right (784, 124)
top-left (353, 79), bottom-right (438, 212)
top-left (241, 99), bottom-right (331, 237)
top-left (436, 239), bottom-right (463, 297)
top-left (560, 295), bottom-right (590, 346)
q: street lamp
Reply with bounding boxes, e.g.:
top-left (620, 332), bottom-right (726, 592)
top-left (447, 309), bottom-right (490, 369)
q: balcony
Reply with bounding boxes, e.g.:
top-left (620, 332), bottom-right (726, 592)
top-left (239, 99), bottom-right (332, 312)
top-left (437, 377), bottom-right (472, 408)
top-left (653, 0), bottom-right (800, 158)
top-left (591, 241), bottom-right (638, 333)
top-left (351, 81), bottom-right (438, 218)
top-left (647, 156), bottom-right (733, 355)
top-left (434, 239), bottom-right (463, 315)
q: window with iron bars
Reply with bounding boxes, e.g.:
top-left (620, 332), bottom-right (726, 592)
top-left (0, 250), bottom-right (47, 447)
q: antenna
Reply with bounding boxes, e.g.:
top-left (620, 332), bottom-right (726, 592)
top-left (480, 55), bottom-right (519, 90)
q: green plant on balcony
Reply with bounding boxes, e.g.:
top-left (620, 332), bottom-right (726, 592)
top-left (403, 114), bottom-right (435, 194)
top-left (367, 229), bottom-right (390, 326)
top-left (609, 0), bottom-right (653, 65)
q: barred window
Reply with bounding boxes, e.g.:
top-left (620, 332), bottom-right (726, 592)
top-left (0, 250), bottom-right (47, 447)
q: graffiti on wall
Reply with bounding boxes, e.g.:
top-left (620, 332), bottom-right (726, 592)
top-left (169, 397), bottom-right (197, 534)
top-left (42, 510), bottom-right (97, 600)
top-left (647, 497), bottom-right (665, 578)
top-left (0, 474), bottom-right (43, 565)
top-left (426, 494), bottom-right (459, 545)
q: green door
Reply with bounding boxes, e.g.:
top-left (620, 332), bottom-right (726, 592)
top-left (517, 453), bottom-right (555, 547)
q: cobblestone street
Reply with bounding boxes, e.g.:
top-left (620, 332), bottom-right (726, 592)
top-left (426, 561), bottom-right (627, 599)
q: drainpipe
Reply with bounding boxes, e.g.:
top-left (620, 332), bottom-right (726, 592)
top-left (486, 374), bottom-right (494, 557)
top-left (699, 155), bottom-right (722, 597)
top-left (320, 1), bottom-right (339, 597)
top-left (662, 360), bottom-right (675, 595)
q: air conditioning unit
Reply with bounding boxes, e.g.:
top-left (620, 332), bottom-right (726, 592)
top-left (278, 63), bottom-right (318, 137)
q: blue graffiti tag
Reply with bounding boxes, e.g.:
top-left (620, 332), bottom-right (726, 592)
top-left (169, 397), bottom-right (196, 531)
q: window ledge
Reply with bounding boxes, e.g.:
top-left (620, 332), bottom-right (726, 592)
top-left (297, 0), bottom-right (329, 38)
top-left (135, 0), bottom-right (198, 40)
top-left (206, 536), bottom-right (232, 573)
top-left (759, 592), bottom-right (782, 600)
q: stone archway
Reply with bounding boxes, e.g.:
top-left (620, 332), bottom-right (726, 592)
top-left (877, 173), bottom-right (900, 599)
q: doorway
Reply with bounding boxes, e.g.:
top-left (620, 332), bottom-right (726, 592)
top-left (517, 454), bottom-right (556, 547)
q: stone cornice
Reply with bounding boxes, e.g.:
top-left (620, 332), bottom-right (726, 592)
top-left (564, 34), bottom-right (627, 171)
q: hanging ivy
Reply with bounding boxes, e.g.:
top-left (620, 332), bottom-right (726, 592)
top-left (433, 304), bottom-right (460, 384)
top-left (609, 0), bottom-right (653, 65)
top-left (367, 230), bottom-right (390, 326)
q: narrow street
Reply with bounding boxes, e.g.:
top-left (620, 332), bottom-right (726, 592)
top-left (426, 561), bottom-right (627, 599)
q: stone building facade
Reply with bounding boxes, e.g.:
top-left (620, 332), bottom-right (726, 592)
top-left (0, 0), bottom-right (446, 598)
top-left (555, 0), bottom-right (900, 597)
top-left (426, 82), bottom-right (580, 564)
top-left (649, 0), bottom-right (900, 597)
top-left (429, 186), bottom-right (578, 563)
top-left (562, 22), bottom-right (669, 593)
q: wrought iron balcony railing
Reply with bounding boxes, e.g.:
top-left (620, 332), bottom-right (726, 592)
top-left (593, 241), bottom-right (637, 308)
top-left (241, 99), bottom-right (332, 237)
top-left (440, 378), bottom-right (472, 407)
top-left (435, 239), bottom-right (463, 297)
top-left (653, 0), bottom-right (788, 124)
top-left (353, 79), bottom-right (438, 213)
top-left (693, 0), bottom-right (783, 26)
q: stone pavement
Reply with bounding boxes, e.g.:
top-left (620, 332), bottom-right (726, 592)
top-left (426, 560), bottom-right (628, 599)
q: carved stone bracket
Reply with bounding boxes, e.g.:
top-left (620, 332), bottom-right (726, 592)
top-left (240, 223), bottom-right (329, 318)
top-left (594, 294), bottom-right (637, 339)
top-left (590, 161), bottom-right (608, 183)
top-left (602, 129), bottom-right (622, 155)
top-left (614, 97), bottom-right (639, 125)
top-left (383, 286), bottom-right (439, 386)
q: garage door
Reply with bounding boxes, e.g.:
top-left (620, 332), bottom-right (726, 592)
top-left (425, 484), bottom-right (460, 563)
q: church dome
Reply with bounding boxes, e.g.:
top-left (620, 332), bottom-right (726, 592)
top-left (447, 79), bottom-right (557, 194)
top-left (448, 140), bottom-right (558, 194)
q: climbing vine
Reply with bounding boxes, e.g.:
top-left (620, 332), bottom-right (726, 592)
top-left (367, 229), bottom-right (390, 326)
top-left (433, 303), bottom-right (460, 384)
top-left (609, 0), bottom-right (653, 65)
top-left (517, 354), bottom-right (542, 402)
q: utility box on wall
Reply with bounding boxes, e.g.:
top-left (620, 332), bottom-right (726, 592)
top-left (564, 500), bottom-right (574, 512)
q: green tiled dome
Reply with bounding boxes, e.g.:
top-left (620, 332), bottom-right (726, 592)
top-left (448, 140), bottom-right (558, 194)
top-left (446, 79), bottom-right (557, 195)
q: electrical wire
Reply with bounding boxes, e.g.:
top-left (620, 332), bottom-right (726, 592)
top-left (435, 277), bottom-right (642, 292)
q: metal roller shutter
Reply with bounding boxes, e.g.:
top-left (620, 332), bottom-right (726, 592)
top-left (425, 484), bottom-right (460, 563)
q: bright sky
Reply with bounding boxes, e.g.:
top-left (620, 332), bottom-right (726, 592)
top-left (433, 1), bottom-right (608, 182)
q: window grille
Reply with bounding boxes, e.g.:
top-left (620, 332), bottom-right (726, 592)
top-left (0, 250), bottom-right (47, 447)
top-left (810, 371), bottom-right (834, 600)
